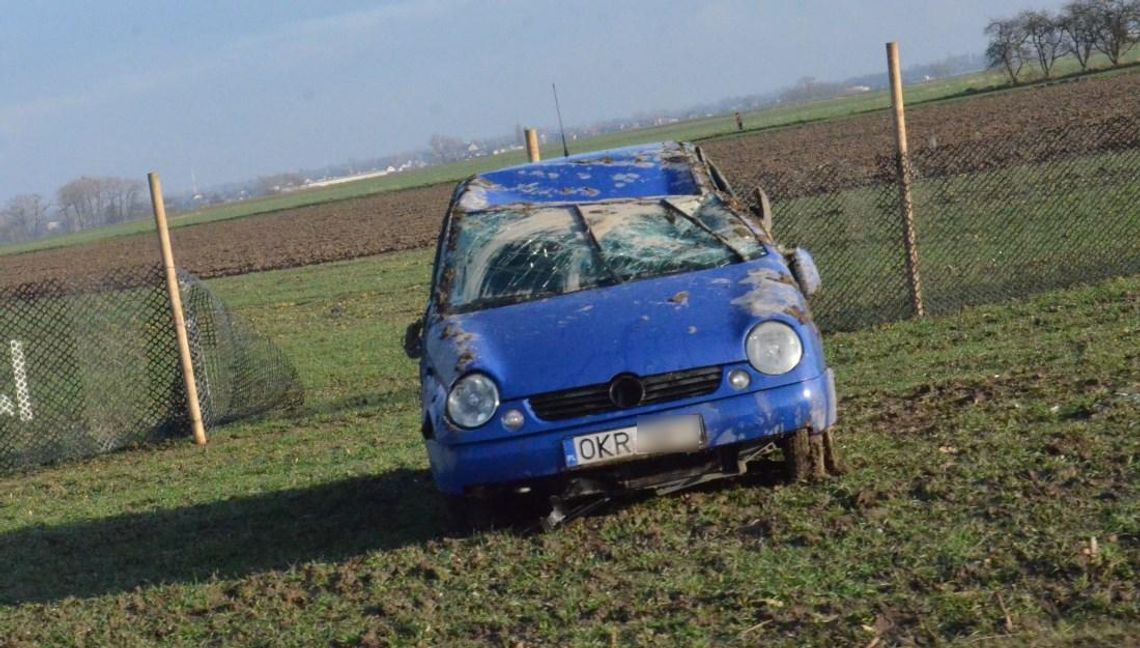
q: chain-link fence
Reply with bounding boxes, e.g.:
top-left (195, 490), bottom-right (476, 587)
top-left (0, 266), bottom-right (302, 472)
top-left (730, 116), bottom-right (1140, 331)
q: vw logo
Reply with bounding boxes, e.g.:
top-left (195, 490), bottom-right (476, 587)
top-left (608, 374), bottom-right (645, 409)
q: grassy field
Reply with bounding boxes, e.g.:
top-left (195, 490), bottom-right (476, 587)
top-left (5, 51), bottom-right (1138, 260)
top-left (0, 247), bottom-right (1136, 645)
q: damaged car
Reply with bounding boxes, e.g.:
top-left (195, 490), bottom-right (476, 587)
top-left (404, 141), bottom-right (842, 529)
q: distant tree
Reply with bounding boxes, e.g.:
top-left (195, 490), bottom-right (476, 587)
top-left (0, 194), bottom-right (49, 243)
top-left (1060, 1), bottom-right (1103, 69)
top-left (101, 177), bottom-right (145, 224)
top-left (778, 76), bottom-right (844, 104)
top-left (256, 173), bottom-right (305, 196)
top-left (986, 18), bottom-right (1031, 84)
top-left (1088, 0), bottom-right (1140, 65)
top-left (1020, 10), bottom-right (1068, 78)
top-left (56, 176), bottom-right (146, 232)
top-left (57, 177), bottom-right (101, 232)
top-left (428, 134), bottom-right (467, 164)
top-left (926, 61), bottom-right (955, 79)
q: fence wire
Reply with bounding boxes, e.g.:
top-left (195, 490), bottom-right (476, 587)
top-left (730, 116), bottom-right (1140, 331)
top-left (0, 266), bottom-right (302, 472)
top-left (2, 116), bottom-right (1136, 471)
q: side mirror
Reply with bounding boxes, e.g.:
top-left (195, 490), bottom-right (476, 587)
top-left (786, 247), bottom-right (821, 297)
top-left (403, 319), bottom-right (424, 359)
top-left (749, 187), bottom-right (774, 237)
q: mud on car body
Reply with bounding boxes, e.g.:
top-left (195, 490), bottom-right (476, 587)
top-left (404, 142), bottom-right (842, 528)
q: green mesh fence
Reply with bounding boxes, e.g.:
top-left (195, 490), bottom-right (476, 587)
top-left (730, 116), bottom-right (1140, 331)
top-left (0, 266), bottom-right (302, 472)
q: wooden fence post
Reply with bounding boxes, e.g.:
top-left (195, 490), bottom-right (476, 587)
top-left (887, 41), bottom-right (926, 317)
top-left (147, 172), bottom-right (207, 445)
top-left (525, 128), bottom-right (541, 163)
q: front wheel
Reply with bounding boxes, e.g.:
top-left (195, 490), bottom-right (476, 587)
top-left (779, 428), bottom-right (845, 482)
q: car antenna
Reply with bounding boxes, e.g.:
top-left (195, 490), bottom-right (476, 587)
top-left (552, 82), bottom-right (570, 157)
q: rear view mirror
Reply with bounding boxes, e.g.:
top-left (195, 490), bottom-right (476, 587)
top-left (786, 247), bottom-right (821, 297)
top-left (749, 187), bottom-right (774, 237)
top-left (403, 319), bottom-right (424, 359)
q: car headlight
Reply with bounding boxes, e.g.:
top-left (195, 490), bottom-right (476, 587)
top-left (447, 373), bottom-right (500, 429)
top-left (746, 321), bottom-right (803, 375)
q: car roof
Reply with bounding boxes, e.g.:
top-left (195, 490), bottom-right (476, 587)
top-left (454, 141), bottom-right (705, 211)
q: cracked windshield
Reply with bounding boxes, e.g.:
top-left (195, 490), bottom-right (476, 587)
top-left (444, 196), bottom-right (767, 310)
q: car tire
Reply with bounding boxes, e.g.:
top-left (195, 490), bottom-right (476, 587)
top-left (780, 428), bottom-right (812, 482)
top-left (780, 428), bottom-right (844, 482)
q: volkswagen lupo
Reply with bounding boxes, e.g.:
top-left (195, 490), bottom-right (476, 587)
top-left (405, 142), bottom-right (841, 528)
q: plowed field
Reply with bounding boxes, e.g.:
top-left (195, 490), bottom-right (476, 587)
top-left (3, 71), bottom-right (1138, 288)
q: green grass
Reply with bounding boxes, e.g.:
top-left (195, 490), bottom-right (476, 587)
top-left (5, 52), bottom-right (1138, 260)
top-left (0, 248), bottom-right (1136, 645)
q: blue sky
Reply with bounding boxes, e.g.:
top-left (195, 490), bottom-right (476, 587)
top-left (0, 0), bottom-right (1060, 201)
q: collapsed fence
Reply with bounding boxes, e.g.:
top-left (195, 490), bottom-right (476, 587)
top-left (0, 266), bottom-right (302, 472)
top-left (729, 115), bottom-right (1140, 331)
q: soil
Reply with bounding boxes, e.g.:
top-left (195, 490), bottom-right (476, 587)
top-left (0, 184), bottom-right (454, 289)
top-left (3, 71), bottom-right (1138, 288)
top-left (705, 70), bottom-right (1140, 194)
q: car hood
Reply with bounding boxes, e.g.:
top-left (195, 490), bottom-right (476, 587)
top-left (425, 254), bottom-right (811, 399)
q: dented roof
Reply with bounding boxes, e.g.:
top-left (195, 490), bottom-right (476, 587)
top-left (455, 142), bottom-right (704, 211)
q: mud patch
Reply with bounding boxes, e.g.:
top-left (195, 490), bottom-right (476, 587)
top-left (731, 267), bottom-right (810, 322)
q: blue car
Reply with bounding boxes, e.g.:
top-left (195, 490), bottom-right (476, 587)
top-left (404, 142), bottom-right (841, 528)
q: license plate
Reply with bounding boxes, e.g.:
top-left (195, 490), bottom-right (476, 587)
top-left (563, 415), bottom-right (704, 469)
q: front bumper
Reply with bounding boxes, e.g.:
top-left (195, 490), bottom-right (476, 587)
top-left (426, 369), bottom-right (837, 495)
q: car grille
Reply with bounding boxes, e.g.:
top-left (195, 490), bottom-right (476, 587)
top-left (528, 366), bottom-right (723, 421)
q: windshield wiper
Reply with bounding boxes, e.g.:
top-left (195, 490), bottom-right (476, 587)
top-left (662, 198), bottom-right (746, 263)
top-left (456, 290), bottom-right (565, 312)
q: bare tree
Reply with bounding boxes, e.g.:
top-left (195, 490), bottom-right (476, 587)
top-left (102, 177), bottom-right (145, 224)
top-left (1089, 0), bottom-right (1140, 65)
top-left (56, 176), bottom-right (146, 232)
top-left (428, 134), bottom-right (467, 164)
top-left (57, 177), bottom-right (101, 232)
top-left (0, 194), bottom-right (49, 243)
top-left (1022, 10), bottom-right (1068, 78)
top-left (778, 76), bottom-right (844, 104)
top-left (1061, 1), bottom-right (1103, 69)
top-left (986, 18), bottom-right (1031, 84)
top-left (256, 173), bottom-right (305, 196)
